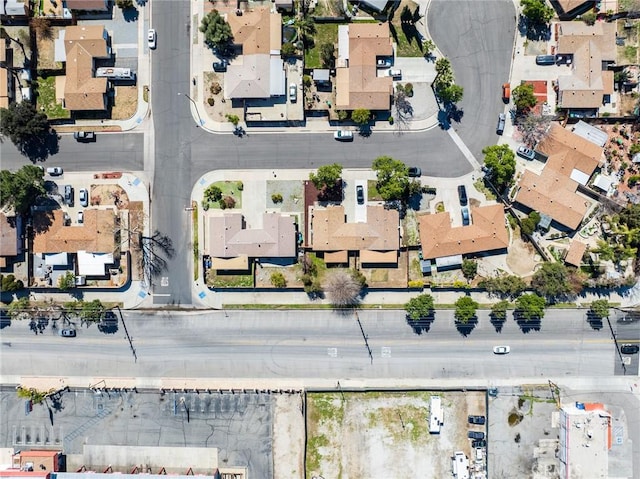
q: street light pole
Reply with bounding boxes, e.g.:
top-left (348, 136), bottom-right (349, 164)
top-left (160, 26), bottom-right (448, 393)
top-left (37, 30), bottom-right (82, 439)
top-left (178, 92), bottom-right (205, 127)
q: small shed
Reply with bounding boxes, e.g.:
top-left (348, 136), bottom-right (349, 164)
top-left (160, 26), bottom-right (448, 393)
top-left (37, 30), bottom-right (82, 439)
top-left (435, 254), bottom-right (463, 270)
top-left (312, 69), bottom-right (330, 83)
top-left (572, 120), bottom-right (609, 147)
top-left (593, 174), bottom-right (614, 194)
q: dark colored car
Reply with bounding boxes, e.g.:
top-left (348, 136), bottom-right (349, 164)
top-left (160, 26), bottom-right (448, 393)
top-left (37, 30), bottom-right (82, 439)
top-left (621, 344), bottom-right (639, 354)
top-left (408, 167), bottom-right (422, 177)
top-left (496, 113), bottom-right (506, 135)
top-left (59, 328), bottom-right (76, 338)
top-left (457, 185), bottom-right (468, 206)
top-left (64, 185), bottom-right (74, 206)
top-left (472, 439), bottom-right (487, 448)
top-left (461, 207), bottom-right (470, 226)
top-left (536, 54), bottom-right (557, 65)
top-left (468, 431), bottom-right (485, 440)
top-left (356, 185), bottom-right (364, 205)
top-left (468, 415), bottom-right (486, 425)
top-left (213, 59), bottom-right (228, 72)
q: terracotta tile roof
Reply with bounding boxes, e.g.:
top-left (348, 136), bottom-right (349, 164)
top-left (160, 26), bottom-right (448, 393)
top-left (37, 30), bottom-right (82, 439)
top-left (0, 213), bottom-right (18, 257)
top-left (556, 21), bottom-right (616, 109)
top-left (309, 204), bottom-right (399, 252)
top-left (65, 0), bottom-right (108, 10)
top-left (417, 204), bottom-right (508, 260)
top-left (227, 7), bottom-right (281, 55)
top-left (335, 23), bottom-right (393, 110)
top-left (537, 123), bottom-right (603, 177)
top-left (204, 212), bottom-right (296, 258)
top-left (514, 169), bottom-right (588, 230)
top-left (565, 240), bottom-right (587, 266)
top-left (554, 0), bottom-right (595, 15)
top-left (32, 209), bottom-right (116, 254)
top-left (63, 25), bottom-right (109, 111)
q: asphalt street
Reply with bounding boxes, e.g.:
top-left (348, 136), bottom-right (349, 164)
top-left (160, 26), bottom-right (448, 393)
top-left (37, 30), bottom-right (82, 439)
top-left (0, 309), bottom-right (636, 382)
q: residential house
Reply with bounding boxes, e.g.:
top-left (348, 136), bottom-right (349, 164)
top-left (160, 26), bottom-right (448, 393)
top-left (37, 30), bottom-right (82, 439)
top-left (64, 0), bottom-right (109, 11)
top-left (514, 123), bottom-right (602, 230)
top-left (564, 240), bottom-right (587, 267)
top-left (0, 0), bottom-right (27, 16)
top-left (335, 23), bottom-right (394, 112)
top-left (224, 7), bottom-right (285, 100)
top-left (308, 204), bottom-right (400, 265)
top-left (0, 43), bottom-right (12, 109)
top-left (54, 25), bottom-right (111, 111)
top-left (0, 213), bottom-right (21, 269)
top-left (417, 204), bottom-right (509, 270)
top-left (203, 212), bottom-right (296, 271)
top-left (32, 209), bottom-right (116, 284)
top-left (549, 0), bottom-right (596, 19)
top-left (555, 21), bottom-right (616, 116)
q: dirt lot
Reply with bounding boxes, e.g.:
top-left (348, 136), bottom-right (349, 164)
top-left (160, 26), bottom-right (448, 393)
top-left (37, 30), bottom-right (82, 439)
top-left (273, 394), bottom-right (305, 479)
top-left (111, 86), bottom-right (138, 120)
top-left (306, 391), bottom-right (485, 478)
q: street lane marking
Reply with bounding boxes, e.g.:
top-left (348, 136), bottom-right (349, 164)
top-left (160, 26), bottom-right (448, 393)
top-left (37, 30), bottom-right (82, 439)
top-left (381, 347), bottom-right (391, 358)
top-left (161, 277), bottom-right (169, 287)
top-left (328, 348), bottom-right (337, 357)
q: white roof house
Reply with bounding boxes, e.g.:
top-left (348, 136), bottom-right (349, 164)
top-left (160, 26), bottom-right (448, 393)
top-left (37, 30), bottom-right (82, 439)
top-left (77, 250), bottom-right (113, 276)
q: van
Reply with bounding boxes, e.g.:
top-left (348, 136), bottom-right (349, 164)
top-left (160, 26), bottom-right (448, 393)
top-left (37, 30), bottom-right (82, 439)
top-left (535, 54), bottom-right (556, 65)
top-left (496, 113), bottom-right (506, 135)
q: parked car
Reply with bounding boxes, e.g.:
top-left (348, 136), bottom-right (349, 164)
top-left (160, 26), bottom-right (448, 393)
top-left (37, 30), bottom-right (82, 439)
top-left (535, 54), bottom-right (556, 65)
top-left (502, 83), bottom-right (510, 102)
top-left (59, 328), bottom-right (76, 338)
top-left (457, 185), bottom-right (468, 206)
top-left (334, 130), bottom-right (354, 141)
top-left (468, 415), bottom-right (486, 425)
top-left (289, 83), bottom-right (297, 102)
top-left (148, 28), bottom-right (157, 49)
top-left (493, 345), bottom-right (510, 354)
top-left (77, 211), bottom-right (84, 224)
top-left (79, 188), bottom-right (88, 207)
top-left (472, 439), bottom-right (487, 448)
top-left (388, 69), bottom-right (402, 78)
top-left (461, 207), bottom-right (470, 226)
top-left (621, 344), bottom-right (639, 354)
top-left (496, 113), bottom-right (506, 135)
top-left (356, 185), bottom-right (364, 205)
top-left (516, 145), bottom-right (536, 160)
top-left (46, 167), bottom-right (63, 176)
top-left (408, 167), bottom-right (422, 177)
top-left (64, 185), bottom-right (74, 206)
top-left (213, 59), bottom-right (228, 72)
top-left (376, 58), bottom-right (392, 68)
top-left (74, 131), bottom-right (95, 142)
top-left (468, 431), bottom-right (485, 440)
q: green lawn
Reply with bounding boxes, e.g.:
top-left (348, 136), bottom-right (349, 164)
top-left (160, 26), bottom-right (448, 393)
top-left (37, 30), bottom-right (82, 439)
top-left (304, 24), bottom-right (339, 69)
top-left (390, 1), bottom-right (427, 57)
top-left (206, 265), bottom-right (254, 288)
top-left (203, 180), bottom-right (243, 210)
top-left (36, 76), bottom-right (70, 120)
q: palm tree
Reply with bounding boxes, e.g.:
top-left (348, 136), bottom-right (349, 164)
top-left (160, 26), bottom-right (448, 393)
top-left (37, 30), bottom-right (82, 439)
top-left (294, 16), bottom-right (316, 47)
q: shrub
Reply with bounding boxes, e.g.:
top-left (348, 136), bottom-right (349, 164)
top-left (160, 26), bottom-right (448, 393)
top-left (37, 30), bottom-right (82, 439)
top-left (388, 116), bottom-right (394, 125)
top-left (408, 280), bottom-right (424, 289)
top-left (219, 196), bottom-right (236, 209)
top-left (204, 184), bottom-right (223, 202)
top-left (271, 193), bottom-right (283, 203)
top-left (281, 42), bottom-right (296, 56)
top-left (225, 113), bottom-right (240, 126)
top-left (270, 272), bottom-right (287, 288)
top-left (210, 82), bottom-right (222, 95)
top-left (336, 110), bottom-right (349, 121)
top-left (628, 175), bottom-right (640, 188)
top-left (207, 97), bottom-right (215, 106)
top-left (236, 181), bottom-right (244, 191)
top-left (303, 75), bottom-right (312, 87)
top-left (404, 83), bottom-right (414, 97)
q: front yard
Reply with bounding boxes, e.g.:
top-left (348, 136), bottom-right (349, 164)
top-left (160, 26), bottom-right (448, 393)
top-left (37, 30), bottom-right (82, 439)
top-left (36, 75), bottom-right (70, 120)
top-left (390, 0), bottom-right (428, 57)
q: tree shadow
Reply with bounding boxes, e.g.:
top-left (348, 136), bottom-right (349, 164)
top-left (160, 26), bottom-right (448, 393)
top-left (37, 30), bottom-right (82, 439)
top-left (21, 129), bottom-right (59, 162)
top-left (514, 312), bottom-right (542, 333)
top-left (406, 312), bottom-right (435, 335)
top-left (518, 15), bottom-right (552, 41)
top-left (358, 124), bottom-right (372, 137)
top-left (438, 109), bottom-right (451, 130)
top-left (122, 6), bottom-right (139, 22)
top-left (448, 104), bottom-right (464, 123)
top-left (31, 210), bottom-right (55, 234)
top-left (586, 311), bottom-right (603, 331)
top-left (489, 313), bottom-right (506, 333)
top-left (455, 317), bottom-right (478, 336)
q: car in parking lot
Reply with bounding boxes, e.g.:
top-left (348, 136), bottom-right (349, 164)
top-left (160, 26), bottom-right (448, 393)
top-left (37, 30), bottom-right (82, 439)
top-left (334, 130), bottom-right (354, 141)
top-left (496, 113), bottom-right (506, 135)
top-left (79, 188), bottom-right (88, 207)
top-left (77, 211), bottom-right (84, 224)
top-left (493, 345), bottom-right (510, 354)
top-left (59, 328), bottom-right (76, 338)
top-left (461, 207), bottom-right (470, 226)
top-left (621, 344), bottom-right (639, 354)
top-left (472, 439), bottom-right (486, 448)
top-left (468, 415), bottom-right (486, 425)
top-left (457, 185), bottom-right (468, 206)
top-left (517, 145), bottom-right (536, 160)
top-left (213, 59), bottom-right (228, 72)
top-left (356, 185), bottom-right (364, 205)
top-left (408, 167), bottom-right (422, 177)
top-left (289, 83), bottom-right (297, 102)
top-left (46, 167), bottom-right (63, 176)
top-left (468, 431), bottom-right (485, 440)
top-left (148, 28), bottom-right (157, 49)
top-left (74, 131), bottom-right (95, 142)
top-left (64, 185), bottom-right (74, 206)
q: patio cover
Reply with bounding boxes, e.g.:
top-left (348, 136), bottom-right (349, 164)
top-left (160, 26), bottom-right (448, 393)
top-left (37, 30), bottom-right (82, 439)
top-left (360, 250), bottom-right (397, 264)
top-left (211, 256), bottom-right (249, 271)
top-left (324, 251), bottom-right (348, 264)
top-left (434, 254), bottom-right (463, 269)
top-left (77, 250), bottom-right (113, 276)
top-left (44, 252), bottom-right (69, 266)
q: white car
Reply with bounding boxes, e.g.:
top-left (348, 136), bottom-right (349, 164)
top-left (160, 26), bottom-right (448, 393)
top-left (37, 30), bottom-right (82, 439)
top-left (289, 83), bottom-right (297, 102)
top-left (77, 211), bottom-right (84, 224)
top-left (516, 145), bottom-right (536, 160)
top-left (46, 167), bottom-right (63, 176)
top-left (493, 345), bottom-right (510, 355)
top-left (148, 29), bottom-right (157, 49)
top-left (334, 130), bottom-right (353, 141)
top-left (388, 69), bottom-right (402, 78)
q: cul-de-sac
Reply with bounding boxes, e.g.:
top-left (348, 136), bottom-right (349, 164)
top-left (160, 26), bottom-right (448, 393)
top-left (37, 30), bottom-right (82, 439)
top-left (1, 0), bottom-right (640, 477)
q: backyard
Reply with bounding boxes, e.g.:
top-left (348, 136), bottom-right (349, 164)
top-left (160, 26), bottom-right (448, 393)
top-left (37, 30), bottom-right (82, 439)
top-left (304, 23), bottom-right (338, 69)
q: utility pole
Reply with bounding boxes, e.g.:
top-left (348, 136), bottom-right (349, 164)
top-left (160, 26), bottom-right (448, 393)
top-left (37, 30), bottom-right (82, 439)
top-left (354, 311), bottom-right (373, 364)
top-left (605, 315), bottom-right (626, 375)
top-left (116, 306), bottom-right (137, 363)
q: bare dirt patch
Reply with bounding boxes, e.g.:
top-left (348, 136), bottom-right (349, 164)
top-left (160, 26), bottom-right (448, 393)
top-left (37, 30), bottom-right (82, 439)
top-left (36, 26), bottom-right (64, 70)
top-left (506, 233), bottom-right (541, 277)
top-left (90, 185), bottom-right (130, 210)
top-left (111, 86), bottom-right (138, 120)
top-left (273, 394), bottom-right (305, 479)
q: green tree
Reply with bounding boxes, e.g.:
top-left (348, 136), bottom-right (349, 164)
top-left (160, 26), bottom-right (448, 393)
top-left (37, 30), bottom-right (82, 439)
top-left (461, 259), bottom-right (478, 281)
top-left (80, 299), bottom-right (105, 322)
top-left (491, 300), bottom-right (510, 321)
top-left (531, 262), bottom-right (572, 300)
top-left (281, 42), bottom-right (296, 56)
top-left (116, 0), bottom-right (134, 9)
top-left (515, 293), bottom-right (546, 321)
top-left (520, 211), bottom-right (541, 236)
top-left (225, 113), bottom-right (240, 126)
top-left (482, 144), bottom-right (516, 192)
top-left (404, 294), bottom-right (435, 320)
top-left (512, 83), bottom-right (537, 112)
top-left (319, 43), bottom-right (335, 68)
top-left (0, 274), bottom-right (24, 292)
top-left (521, 0), bottom-right (555, 24)
top-left (8, 297), bottom-right (30, 318)
top-left (480, 274), bottom-right (526, 299)
top-left (270, 271), bottom-right (287, 288)
top-left (372, 156), bottom-right (410, 201)
top-left (293, 16), bottom-right (316, 46)
top-left (0, 102), bottom-right (50, 153)
top-left (204, 184), bottom-right (223, 203)
top-left (309, 163), bottom-right (342, 191)
top-left (200, 10), bottom-right (233, 52)
top-left (590, 299), bottom-right (611, 320)
top-left (0, 165), bottom-right (46, 215)
top-left (57, 271), bottom-right (76, 291)
top-left (434, 57), bottom-right (452, 77)
top-left (454, 296), bottom-right (478, 324)
top-left (351, 108), bottom-right (371, 125)
top-left (422, 39), bottom-right (435, 57)
top-left (438, 84), bottom-right (464, 104)
top-left (617, 204), bottom-right (640, 230)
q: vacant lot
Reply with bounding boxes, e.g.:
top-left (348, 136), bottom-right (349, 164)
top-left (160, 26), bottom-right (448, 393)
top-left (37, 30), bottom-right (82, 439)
top-left (306, 390), bottom-right (485, 478)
